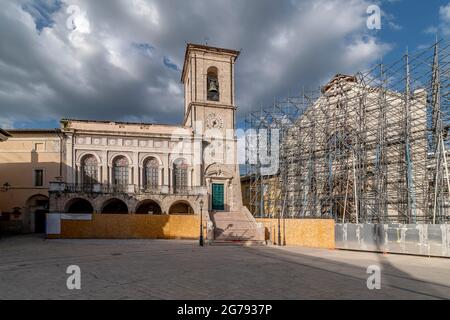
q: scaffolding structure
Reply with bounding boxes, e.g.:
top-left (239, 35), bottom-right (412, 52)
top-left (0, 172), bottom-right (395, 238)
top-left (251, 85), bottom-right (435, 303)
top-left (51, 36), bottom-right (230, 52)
top-left (244, 39), bottom-right (450, 224)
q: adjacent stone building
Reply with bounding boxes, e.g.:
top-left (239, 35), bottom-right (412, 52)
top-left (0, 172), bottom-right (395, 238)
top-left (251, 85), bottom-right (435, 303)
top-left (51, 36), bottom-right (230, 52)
top-left (0, 129), bottom-right (62, 233)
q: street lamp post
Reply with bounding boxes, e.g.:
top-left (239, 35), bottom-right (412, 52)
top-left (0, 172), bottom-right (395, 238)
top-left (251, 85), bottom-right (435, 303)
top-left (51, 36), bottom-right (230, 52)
top-left (199, 199), bottom-right (204, 247)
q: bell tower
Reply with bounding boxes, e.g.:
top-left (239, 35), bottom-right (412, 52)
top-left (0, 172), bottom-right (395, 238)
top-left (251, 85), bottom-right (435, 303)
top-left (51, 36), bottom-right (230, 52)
top-left (181, 43), bottom-right (240, 131)
top-left (180, 44), bottom-right (263, 243)
top-left (181, 43), bottom-right (244, 213)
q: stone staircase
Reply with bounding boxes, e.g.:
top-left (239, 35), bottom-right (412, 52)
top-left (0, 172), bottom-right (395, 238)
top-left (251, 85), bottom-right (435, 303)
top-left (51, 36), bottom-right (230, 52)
top-left (210, 208), bottom-right (265, 246)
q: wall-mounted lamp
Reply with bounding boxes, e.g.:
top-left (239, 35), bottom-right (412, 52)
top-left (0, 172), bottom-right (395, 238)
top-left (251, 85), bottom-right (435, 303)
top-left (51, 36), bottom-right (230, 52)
top-left (1, 182), bottom-right (11, 192)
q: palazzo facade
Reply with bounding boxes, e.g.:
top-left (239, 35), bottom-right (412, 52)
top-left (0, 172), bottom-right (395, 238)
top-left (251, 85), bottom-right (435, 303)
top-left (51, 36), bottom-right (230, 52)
top-left (50, 44), bottom-right (245, 217)
top-left (0, 44), bottom-right (264, 242)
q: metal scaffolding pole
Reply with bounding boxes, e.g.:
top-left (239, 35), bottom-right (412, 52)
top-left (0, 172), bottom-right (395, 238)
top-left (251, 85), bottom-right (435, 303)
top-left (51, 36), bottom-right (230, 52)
top-left (244, 39), bottom-right (450, 224)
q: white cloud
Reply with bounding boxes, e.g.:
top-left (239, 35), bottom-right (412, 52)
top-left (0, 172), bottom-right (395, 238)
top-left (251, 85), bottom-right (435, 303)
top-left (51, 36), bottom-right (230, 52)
top-left (0, 0), bottom-right (391, 128)
top-left (168, 81), bottom-right (182, 96)
top-left (0, 117), bottom-right (14, 129)
top-left (432, 2), bottom-right (450, 35)
top-left (131, 0), bottom-right (160, 25)
top-left (441, 3), bottom-right (450, 22)
top-left (424, 26), bottom-right (438, 34)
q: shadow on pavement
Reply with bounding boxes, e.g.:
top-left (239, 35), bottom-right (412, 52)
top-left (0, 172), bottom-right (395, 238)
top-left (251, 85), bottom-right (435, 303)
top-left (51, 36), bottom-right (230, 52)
top-left (245, 245), bottom-right (450, 300)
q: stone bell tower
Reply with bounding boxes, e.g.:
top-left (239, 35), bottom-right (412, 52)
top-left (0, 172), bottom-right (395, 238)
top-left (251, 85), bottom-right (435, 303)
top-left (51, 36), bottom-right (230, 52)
top-left (181, 44), bottom-right (264, 244)
top-left (181, 43), bottom-right (241, 211)
top-left (181, 43), bottom-right (239, 131)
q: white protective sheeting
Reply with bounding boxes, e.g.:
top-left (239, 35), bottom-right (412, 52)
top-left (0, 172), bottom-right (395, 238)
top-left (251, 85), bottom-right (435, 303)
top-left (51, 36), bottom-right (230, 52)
top-left (46, 214), bottom-right (61, 235)
top-left (61, 214), bottom-right (93, 221)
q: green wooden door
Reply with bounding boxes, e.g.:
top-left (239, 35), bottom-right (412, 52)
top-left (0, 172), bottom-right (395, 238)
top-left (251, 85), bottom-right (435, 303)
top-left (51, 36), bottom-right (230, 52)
top-left (212, 184), bottom-right (225, 211)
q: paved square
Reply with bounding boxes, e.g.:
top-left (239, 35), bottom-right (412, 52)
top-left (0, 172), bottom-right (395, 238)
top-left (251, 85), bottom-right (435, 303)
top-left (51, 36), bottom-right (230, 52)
top-left (1, 235), bottom-right (449, 300)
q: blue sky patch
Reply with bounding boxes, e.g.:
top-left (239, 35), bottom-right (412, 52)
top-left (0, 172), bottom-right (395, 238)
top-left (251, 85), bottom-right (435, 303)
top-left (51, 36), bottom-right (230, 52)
top-left (132, 43), bottom-right (155, 56)
top-left (22, 0), bottom-right (63, 32)
top-left (11, 118), bottom-right (60, 130)
top-left (163, 56), bottom-right (179, 71)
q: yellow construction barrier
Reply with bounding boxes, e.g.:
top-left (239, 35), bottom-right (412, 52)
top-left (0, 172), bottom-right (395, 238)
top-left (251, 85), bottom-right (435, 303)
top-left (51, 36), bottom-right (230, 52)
top-left (257, 218), bottom-right (335, 249)
top-left (49, 214), bottom-right (200, 240)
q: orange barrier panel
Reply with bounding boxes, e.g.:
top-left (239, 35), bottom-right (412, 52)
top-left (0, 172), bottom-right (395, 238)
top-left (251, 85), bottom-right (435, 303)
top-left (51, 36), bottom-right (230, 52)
top-left (50, 214), bottom-right (200, 240)
top-left (256, 219), bottom-right (335, 249)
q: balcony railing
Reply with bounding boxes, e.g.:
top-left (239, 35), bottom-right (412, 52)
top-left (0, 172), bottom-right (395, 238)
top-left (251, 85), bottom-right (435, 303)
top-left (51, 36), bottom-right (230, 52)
top-left (50, 182), bottom-right (207, 196)
top-left (139, 185), bottom-right (170, 195)
top-left (169, 187), bottom-right (208, 196)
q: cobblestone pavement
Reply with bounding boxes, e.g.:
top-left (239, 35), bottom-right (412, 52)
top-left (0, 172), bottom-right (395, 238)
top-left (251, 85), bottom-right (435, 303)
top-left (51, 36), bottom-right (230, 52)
top-left (0, 235), bottom-right (449, 300)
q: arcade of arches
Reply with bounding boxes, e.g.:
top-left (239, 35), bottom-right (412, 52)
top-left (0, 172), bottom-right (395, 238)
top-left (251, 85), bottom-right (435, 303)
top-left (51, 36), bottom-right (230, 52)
top-left (136, 200), bottom-right (162, 215)
top-left (64, 198), bottom-right (194, 215)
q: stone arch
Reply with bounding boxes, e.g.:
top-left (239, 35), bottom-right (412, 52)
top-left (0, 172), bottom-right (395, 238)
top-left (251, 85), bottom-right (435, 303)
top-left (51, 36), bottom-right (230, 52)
top-left (76, 151), bottom-right (101, 166)
top-left (169, 155), bottom-right (192, 167)
top-left (135, 199), bottom-right (162, 215)
top-left (26, 194), bottom-right (49, 234)
top-left (65, 198), bottom-right (94, 214)
top-left (168, 200), bottom-right (195, 215)
top-left (101, 198), bottom-right (129, 214)
top-left (207, 66), bottom-right (219, 75)
top-left (108, 152), bottom-right (133, 166)
top-left (139, 154), bottom-right (163, 167)
top-left (26, 194), bottom-right (49, 207)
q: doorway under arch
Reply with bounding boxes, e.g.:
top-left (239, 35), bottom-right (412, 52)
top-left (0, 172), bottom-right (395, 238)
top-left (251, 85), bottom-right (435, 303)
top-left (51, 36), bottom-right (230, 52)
top-left (26, 195), bottom-right (49, 234)
top-left (66, 198), bottom-right (94, 214)
top-left (169, 202), bottom-right (194, 215)
top-left (101, 199), bottom-right (129, 214)
top-left (136, 200), bottom-right (162, 215)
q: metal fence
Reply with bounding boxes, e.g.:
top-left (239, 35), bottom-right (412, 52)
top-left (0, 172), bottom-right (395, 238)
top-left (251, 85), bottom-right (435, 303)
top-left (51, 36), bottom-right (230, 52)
top-left (335, 223), bottom-right (450, 258)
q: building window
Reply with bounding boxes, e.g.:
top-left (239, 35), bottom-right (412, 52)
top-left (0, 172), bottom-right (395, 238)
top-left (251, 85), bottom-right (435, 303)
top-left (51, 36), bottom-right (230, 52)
top-left (144, 157), bottom-right (159, 189)
top-left (113, 156), bottom-right (129, 187)
top-left (207, 67), bottom-right (220, 102)
top-left (82, 155), bottom-right (98, 186)
top-left (173, 159), bottom-right (188, 192)
top-left (34, 169), bottom-right (44, 187)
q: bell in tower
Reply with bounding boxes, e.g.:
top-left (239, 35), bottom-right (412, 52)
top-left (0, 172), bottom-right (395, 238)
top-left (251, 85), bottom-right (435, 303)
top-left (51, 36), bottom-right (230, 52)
top-left (207, 73), bottom-right (220, 102)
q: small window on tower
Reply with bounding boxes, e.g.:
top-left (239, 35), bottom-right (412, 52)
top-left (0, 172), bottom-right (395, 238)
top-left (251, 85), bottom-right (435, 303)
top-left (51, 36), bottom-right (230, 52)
top-left (207, 67), bottom-right (219, 102)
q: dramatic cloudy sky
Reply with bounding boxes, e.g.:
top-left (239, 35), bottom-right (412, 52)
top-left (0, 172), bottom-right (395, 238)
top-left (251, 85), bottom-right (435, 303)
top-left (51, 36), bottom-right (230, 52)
top-left (0, 0), bottom-right (448, 129)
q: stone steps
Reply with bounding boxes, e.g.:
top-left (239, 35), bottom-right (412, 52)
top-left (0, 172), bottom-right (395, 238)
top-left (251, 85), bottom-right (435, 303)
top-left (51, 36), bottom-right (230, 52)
top-left (210, 240), bottom-right (266, 247)
top-left (211, 210), bottom-right (265, 243)
top-left (214, 228), bottom-right (260, 241)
